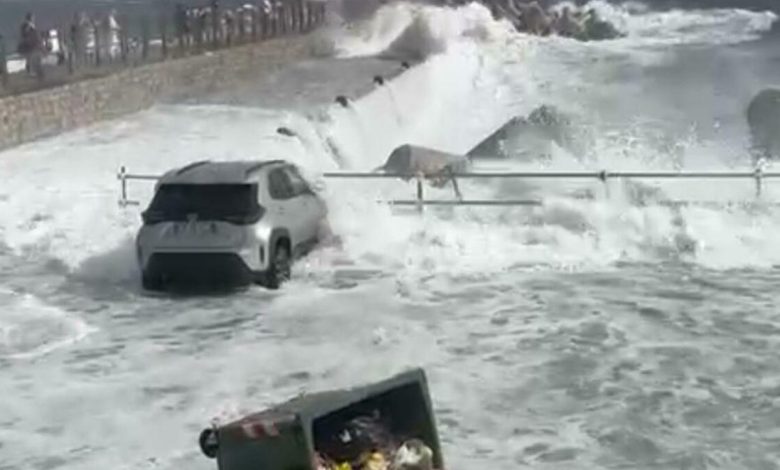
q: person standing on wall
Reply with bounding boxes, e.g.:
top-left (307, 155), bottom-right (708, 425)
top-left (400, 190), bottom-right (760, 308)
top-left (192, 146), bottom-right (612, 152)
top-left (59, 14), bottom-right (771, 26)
top-left (18, 13), bottom-right (44, 79)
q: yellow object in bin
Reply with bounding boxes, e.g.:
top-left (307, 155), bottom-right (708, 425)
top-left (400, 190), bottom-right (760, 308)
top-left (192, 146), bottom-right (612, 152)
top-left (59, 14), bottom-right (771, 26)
top-left (362, 452), bottom-right (389, 470)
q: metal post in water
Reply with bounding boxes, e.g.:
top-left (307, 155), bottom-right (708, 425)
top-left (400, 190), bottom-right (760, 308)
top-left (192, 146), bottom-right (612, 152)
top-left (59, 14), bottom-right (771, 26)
top-left (755, 164), bottom-right (764, 199)
top-left (598, 170), bottom-right (610, 199)
top-left (416, 176), bottom-right (424, 214)
top-left (118, 166), bottom-right (128, 206)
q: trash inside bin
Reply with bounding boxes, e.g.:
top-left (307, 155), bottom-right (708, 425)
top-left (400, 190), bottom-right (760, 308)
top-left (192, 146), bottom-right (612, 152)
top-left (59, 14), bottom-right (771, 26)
top-left (199, 368), bottom-right (444, 470)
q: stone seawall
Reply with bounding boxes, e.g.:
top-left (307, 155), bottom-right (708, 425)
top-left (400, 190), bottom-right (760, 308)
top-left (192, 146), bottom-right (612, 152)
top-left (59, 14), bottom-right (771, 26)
top-left (0, 35), bottom-right (315, 152)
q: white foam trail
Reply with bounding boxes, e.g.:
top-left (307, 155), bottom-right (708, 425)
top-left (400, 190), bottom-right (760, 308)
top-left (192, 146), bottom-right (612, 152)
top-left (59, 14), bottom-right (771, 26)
top-left (0, 288), bottom-right (97, 360)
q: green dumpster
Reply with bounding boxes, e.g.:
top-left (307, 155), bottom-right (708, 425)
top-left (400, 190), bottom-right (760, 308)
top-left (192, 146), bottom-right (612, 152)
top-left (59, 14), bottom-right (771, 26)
top-left (199, 368), bottom-right (444, 470)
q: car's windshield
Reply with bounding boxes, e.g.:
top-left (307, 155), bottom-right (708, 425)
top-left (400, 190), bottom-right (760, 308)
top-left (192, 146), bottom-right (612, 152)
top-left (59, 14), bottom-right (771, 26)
top-left (144, 183), bottom-right (262, 223)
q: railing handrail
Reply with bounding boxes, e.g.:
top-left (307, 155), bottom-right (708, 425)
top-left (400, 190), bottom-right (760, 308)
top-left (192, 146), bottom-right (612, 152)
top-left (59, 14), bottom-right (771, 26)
top-left (322, 170), bottom-right (780, 179)
top-left (116, 165), bottom-right (780, 210)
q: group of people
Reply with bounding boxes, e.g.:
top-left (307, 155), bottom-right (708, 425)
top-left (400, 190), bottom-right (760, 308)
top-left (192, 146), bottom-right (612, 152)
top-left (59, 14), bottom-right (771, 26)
top-left (173, 0), bottom-right (319, 49)
top-left (16, 13), bottom-right (48, 77)
top-left (68, 10), bottom-right (123, 65)
top-left (15, 10), bottom-right (122, 79)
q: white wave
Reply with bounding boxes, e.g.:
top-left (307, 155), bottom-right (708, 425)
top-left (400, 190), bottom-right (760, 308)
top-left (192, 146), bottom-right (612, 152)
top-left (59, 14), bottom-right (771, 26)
top-left (552, 0), bottom-right (777, 47)
top-left (0, 0), bottom-right (778, 291)
top-left (322, 1), bottom-right (504, 60)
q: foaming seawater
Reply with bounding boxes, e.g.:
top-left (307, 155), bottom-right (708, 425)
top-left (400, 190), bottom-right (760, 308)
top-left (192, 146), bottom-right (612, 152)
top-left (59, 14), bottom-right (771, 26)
top-left (1, 0), bottom-right (778, 284)
top-left (0, 288), bottom-right (97, 360)
top-left (3, 3), bottom-right (780, 470)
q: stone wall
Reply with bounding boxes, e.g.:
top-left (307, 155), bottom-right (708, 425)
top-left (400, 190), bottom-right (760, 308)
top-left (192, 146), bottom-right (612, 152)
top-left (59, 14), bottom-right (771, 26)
top-left (0, 35), bottom-right (314, 152)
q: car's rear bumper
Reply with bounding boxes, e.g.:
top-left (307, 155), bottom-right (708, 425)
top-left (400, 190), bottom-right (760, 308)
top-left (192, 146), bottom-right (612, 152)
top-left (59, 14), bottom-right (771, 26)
top-left (144, 252), bottom-right (256, 287)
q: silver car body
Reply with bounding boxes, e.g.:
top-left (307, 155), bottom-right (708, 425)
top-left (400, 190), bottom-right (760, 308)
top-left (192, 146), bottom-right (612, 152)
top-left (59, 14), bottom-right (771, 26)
top-left (135, 159), bottom-right (327, 286)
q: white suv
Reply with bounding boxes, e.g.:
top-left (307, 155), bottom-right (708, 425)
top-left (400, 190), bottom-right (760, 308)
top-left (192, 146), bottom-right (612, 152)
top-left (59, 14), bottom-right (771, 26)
top-left (135, 159), bottom-right (327, 291)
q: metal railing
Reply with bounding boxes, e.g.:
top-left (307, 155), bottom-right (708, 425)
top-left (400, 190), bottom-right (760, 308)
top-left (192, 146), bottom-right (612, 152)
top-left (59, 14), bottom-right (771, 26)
top-left (117, 165), bottom-right (780, 212)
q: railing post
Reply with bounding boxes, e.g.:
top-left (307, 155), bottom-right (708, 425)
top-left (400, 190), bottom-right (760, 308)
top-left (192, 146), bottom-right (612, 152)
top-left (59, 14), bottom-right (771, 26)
top-left (0, 35), bottom-right (8, 89)
top-left (212, 5), bottom-right (220, 48)
top-left (416, 175), bottom-right (424, 214)
top-left (754, 163), bottom-right (764, 199)
top-left (142, 16), bottom-right (150, 60)
top-left (251, 9), bottom-right (258, 40)
top-left (66, 33), bottom-right (75, 74)
top-left (239, 9), bottom-right (247, 43)
top-left (120, 18), bottom-right (129, 64)
top-left (118, 166), bottom-right (128, 206)
top-left (160, 15), bottom-right (169, 59)
top-left (94, 24), bottom-right (102, 66)
top-left (598, 170), bottom-right (610, 199)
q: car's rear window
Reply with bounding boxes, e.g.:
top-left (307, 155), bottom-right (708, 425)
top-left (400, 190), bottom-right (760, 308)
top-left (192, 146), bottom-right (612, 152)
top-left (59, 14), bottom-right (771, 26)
top-left (143, 183), bottom-right (263, 224)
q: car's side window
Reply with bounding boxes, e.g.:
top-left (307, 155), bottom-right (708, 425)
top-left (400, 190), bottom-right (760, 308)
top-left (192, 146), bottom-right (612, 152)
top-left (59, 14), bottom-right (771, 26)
top-left (268, 168), bottom-right (294, 200)
top-left (285, 166), bottom-right (311, 197)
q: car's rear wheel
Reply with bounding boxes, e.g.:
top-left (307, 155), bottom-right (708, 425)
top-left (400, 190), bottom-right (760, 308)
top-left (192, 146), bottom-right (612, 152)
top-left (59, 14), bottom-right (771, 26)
top-left (141, 270), bottom-right (163, 291)
top-left (266, 242), bottom-right (291, 290)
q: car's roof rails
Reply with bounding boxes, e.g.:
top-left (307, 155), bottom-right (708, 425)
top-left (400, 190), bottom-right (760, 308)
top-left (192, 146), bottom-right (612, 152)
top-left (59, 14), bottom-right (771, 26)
top-left (176, 160), bottom-right (211, 175)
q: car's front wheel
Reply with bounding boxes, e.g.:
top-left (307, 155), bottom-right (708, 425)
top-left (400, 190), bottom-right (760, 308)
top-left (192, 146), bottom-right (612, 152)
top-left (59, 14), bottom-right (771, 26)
top-left (265, 242), bottom-right (291, 290)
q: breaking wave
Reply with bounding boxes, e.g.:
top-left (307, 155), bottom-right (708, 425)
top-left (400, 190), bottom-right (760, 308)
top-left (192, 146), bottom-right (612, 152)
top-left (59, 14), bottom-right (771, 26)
top-left (0, 0), bottom-right (779, 289)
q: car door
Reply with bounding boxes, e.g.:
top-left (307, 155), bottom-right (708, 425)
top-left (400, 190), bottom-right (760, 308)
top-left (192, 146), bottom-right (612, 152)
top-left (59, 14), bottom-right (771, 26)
top-left (267, 167), bottom-right (307, 253)
top-left (284, 165), bottom-right (324, 243)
